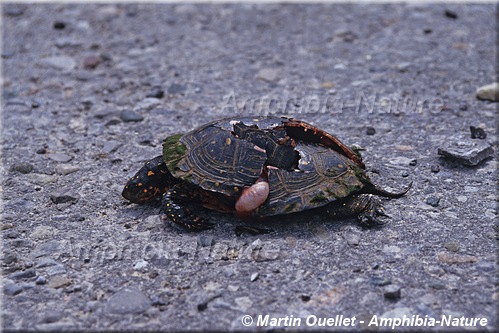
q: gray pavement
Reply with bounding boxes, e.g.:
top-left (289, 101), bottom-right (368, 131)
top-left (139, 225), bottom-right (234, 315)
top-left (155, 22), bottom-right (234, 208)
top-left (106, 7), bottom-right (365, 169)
top-left (1, 2), bottom-right (497, 331)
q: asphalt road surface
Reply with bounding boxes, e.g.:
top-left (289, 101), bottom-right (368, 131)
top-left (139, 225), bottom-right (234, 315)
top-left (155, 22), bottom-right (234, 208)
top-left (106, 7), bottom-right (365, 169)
top-left (2, 2), bottom-right (497, 331)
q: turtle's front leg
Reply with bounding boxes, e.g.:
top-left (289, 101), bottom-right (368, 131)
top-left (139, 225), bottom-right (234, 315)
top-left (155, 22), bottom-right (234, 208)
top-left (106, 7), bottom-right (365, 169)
top-left (326, 194), bottom-right (388, 227)
top-left (162, 188), bottom-right (214, 230)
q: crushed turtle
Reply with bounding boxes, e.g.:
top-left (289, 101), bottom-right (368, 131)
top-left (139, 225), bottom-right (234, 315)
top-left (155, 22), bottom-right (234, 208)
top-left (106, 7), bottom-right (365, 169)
top-left (122, 116), bottom-right (411, 230)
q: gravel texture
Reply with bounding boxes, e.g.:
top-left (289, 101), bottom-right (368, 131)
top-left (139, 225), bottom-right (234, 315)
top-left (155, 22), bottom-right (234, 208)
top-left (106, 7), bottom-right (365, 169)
top-left (1, 3), bottom-right (497, 332)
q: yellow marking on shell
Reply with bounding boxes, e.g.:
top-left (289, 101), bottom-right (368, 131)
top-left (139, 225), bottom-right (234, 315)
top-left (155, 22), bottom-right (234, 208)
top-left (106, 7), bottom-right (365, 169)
top-left (304, 128), bottom-right (307, 132)
top-left (138, 182), bottom-right (143, 187)
top-left (215, 182), bottom-right (220, 187)
top-left (234, 187), bottom-right (239, 193)
top-left (148, 171), bottom-right (155, 176)
top-left (143, 189), bottom-right (148, 193)
top-left (337, 164), bottom-right (344, 169)
top-left (226, 138), bottom-right (231, 145)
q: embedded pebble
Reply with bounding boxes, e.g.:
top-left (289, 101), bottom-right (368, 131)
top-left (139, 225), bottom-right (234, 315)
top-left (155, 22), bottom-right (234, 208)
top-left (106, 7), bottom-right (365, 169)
top-left (11, 269), bottom-right (36, 280)
top-left (41, 311), bottom-right (63, 324)
top-left (146, 87), bottom-right (164, 99)
top-left (120, 110), bottom-right (144, 122)
top-left (36, 276), bottom-right (47, 285)
top-left (369, 277), bottom-right (391, 287)
top-left (32, 240), bottom-right (64, 258)
top-left (48, 276), bottom-right (72, 289)
top-left (409, 159), bottom-right (417, 166)
top-left (105, 288), bottom-right (151, 314)
top-left (82, 55), bottom-right (101, 69)
top-left (396, 62), bottom-right (412, 72)
top-left (384, 284), bottom-right (402, 300)
top-left (476, 82), bottom-right (499, 101)
top-left (313, 224), bottom-right (329, 241)
top-left (167, 83), bottom-right (186, 95)
top-left (41, 56), bottom-right (76, 71)
top-left (53, 21), bottom-right (66, 30)
top-left (437, 252), bottom-right (478, 264)
top-left (143, 215), bottom-right (162, 229)
top-left (430, 164), bottom-right (440, 173)
top-left (389, 156), bottom-right (413, 165)
top-left (55, 164), bottom-right (80, 175)
top-left (4, 283), bottom-right (24, 296)
top-left (470, 126), bottom-right (487, 139)
top-left (30, 226), bottom-right (59, 241)
top-left (256, 68), bottom-right (280, 82)
top-left (426, 196), bottom-right (440, 207)
top-left (134, 98), bottom-right (161, 112)
top-left (10, 162), bottom-right (34, 174)
top-left (50, 189), bottom-right (80, 204)
top-left (382, 245), bottom-right (401, 254)
top-left (197, 235), bottom-right (215, 247)
top-left (235, 296), bottom-right (253, 311)
top-left (134, 259), bottom-right (148, 270)
top-left (250, 272), bottom-right (259, 282)
top-left (366, 127), bottom-right (376, 135)
top-left (55, 37), bottom-right (82, 48)
top-left (46, 264), bottom-right (66, 276)
top-left (444, 9), bottom-right (458, 19)
top-left (47, 153), bottom-right (73, 163)
top-left (344, 232), bottom-right (360, 246)
top-left (475, 261), bottom-right (495, 272)
top-left (3, 252), bottom-right (17, 265)
top-left (443, 241), bottom-right (460, 252)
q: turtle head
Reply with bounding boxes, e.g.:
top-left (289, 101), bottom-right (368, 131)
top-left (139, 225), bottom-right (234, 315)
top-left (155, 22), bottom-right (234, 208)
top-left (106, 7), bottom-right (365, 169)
top-left (122, 155), bottom-right (177, 204)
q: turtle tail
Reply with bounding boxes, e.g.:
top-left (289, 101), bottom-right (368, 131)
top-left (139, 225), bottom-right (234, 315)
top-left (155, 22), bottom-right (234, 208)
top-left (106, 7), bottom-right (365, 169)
top-left (362, 181), bottom-right (412, 198)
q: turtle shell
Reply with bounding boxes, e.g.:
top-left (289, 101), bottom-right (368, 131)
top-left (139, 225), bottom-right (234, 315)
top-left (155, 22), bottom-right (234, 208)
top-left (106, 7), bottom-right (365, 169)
top-left (162, 116), bottom-right (371, 217)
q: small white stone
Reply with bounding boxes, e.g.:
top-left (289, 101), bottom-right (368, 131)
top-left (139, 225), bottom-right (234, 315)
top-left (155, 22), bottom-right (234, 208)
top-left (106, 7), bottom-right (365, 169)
top-left (56, 164), bottom-right (80, 175)
top-left (382, 245), bottom-right (401, 253)
top-left (250, 272), bottom-right (259, 282)
top-left (255, 68), bottom-right (280, 82)
top-left (235, 296), bottom-right (253, 311)
top-left (41, 56), bottom-right (76, 72)
top-left (133, 259), bottom-right (148, 270)
top-left (476, 82), bottom-right (499, 102)
top-left (30, 226), bottom-right (59, 240)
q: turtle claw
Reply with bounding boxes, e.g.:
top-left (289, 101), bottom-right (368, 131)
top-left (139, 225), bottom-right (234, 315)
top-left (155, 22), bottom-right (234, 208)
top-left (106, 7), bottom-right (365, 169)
top-left (162, 190), bottom-right (214, 230)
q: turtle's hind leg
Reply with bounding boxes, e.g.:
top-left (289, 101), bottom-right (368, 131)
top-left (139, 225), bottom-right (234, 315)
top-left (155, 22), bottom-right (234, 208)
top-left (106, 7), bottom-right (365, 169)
top-left (162, 188), bottom-right (215, 231)
top-left (326, 194), bottom-right (388, 227)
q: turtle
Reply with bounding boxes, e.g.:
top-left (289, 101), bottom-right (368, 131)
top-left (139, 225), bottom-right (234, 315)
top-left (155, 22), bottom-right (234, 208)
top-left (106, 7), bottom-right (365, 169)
top-left (122, 116), bottom-right (410, 230)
